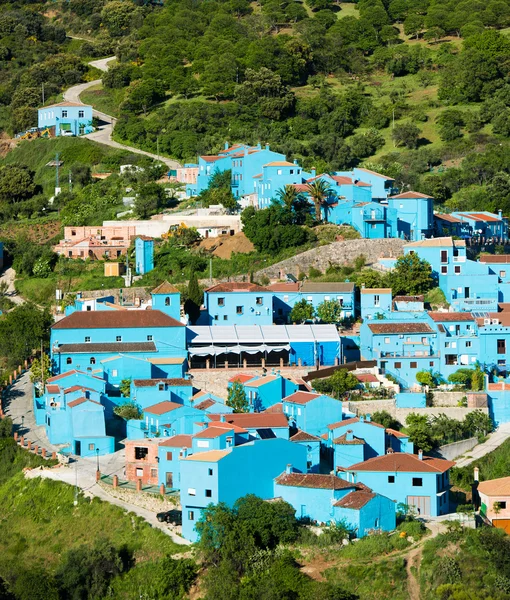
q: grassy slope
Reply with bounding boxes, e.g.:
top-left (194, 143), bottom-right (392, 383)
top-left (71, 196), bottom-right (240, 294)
top-left (80, 83), bottom-right (125, 118)
top-left (0, 439), bottom-right (185, 594)
top-left (451, 437), bottom-right (510, 491)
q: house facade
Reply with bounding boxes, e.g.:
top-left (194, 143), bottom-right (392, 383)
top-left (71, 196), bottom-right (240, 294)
top-left (38, 102), bottom-right (93, 136)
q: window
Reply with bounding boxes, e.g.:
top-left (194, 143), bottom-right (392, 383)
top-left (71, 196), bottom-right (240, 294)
top-left (395, 362), bottom-right (402, 369)
top-left (223, 315), bottom-right (228, 321)
top-left (78, 110), bottom-right (84, 118)
top-left (66, 357), bottom-right (72, 364)
top-left (90, 357), bottom-right (96, 365)
top-left (116, 335), bottom-right (122, 342)
top-left (165, 297), bottom-right (170, 306)
top-left (150, 468), bottom-right (157, 478)
top-left (188, 511), bottom-right (195, 521)
top-left (256, 297), bottom-right (263, 305)
top-left (410, 362), bottom-right (417, 369)
top-left (208, 468), bottom-right (213, 476)
top-left (62, 110), bottom-right (67, 117)
top-left (441, 250), bottom-right (448, 263)
top-left (158, 383), bottom-right (164, 391)
top-left (85, 336), bottom-right (91, 343)
top-left (188, 488), bottom-right (196, 496)
top-left (136, 468), bottom-right (143, 477)
top-left (500, 271), bottom-right (507, 278)
top-left (135, 447), bottom-right (149, 460)
top-left (283, 295), bottom-right (289, 302)
top-left (445, 355), bottom-right (457, 365)
top-left (498, 339), bottom-right (506, 354)
top-left (374, 295), bottom-right (380, 307)
top-left (466, 341), bottom-right (472, 348)
top-left (112, 369), bottom-right (118, 377)
top-left (422, 337), bottom-right (427, 344)
top-left (498, 501), bottom-right (507, 509)
top-left (166, 452), bottom-right (173, 460)
top-left (454, 266), bottom-right (461, 274)
top-left (412, 477), bottom-right (423, 487)
top-left (147, 335), bottom-right (153, 341)
top-left (388, 475), bottom-right (395, 483)
top-left (277, 169), bottom-right (282, 175)
top-left (89, 443), bottom-right (95, 451)
top-left (384, 337), bottom-right (390, 344)
top-left (430, 361), bottom-right (434, 367)
top-left (214, 315), bottom-right (218, 321)
top-left (218, 297), bottom-right (225, 306)
top-left (441, 266), bottom-right (448, 274)
top-left (205, 489), bottom-right (212, 498)
top-left (236, 306), bottom-right (243, 314)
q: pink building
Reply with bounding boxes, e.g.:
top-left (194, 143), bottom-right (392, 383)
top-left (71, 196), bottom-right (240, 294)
top-left (478, 474), bottom-right (510, 534)
top-left (176, 165), bottom-right (198, 185)
top-left (54, 225), bottom-right (137, 260)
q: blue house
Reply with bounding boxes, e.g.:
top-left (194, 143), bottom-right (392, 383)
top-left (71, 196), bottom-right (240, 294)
top-left (130, 378), bottom-right (194, 409)
top-left (50, 310), bottom-right (187, 378)
top-left (343, 451), bottom-right (454, 517)
top-left (282, 391), bottom-right (343, 437)
top-left (41, 371), bottom-right (114, 455)
top-left (387, 191), bottom-right (434, 241)
top-left (451, 211), bottom-right (508, 240)
top-left (337, 167), bottom-right (396, 201)
top-left (270, 282), bottom-right (356, 324)
top-left (274, 470), bottom-right (396, 536)
top-left (327, 415), bottom-right (387, 464)
top-left (135, 236), bottom-right (154, 275)
top-left (180, 437), bottom-right (307, 541)
top-left (256, 160), bottom-right (306, 208)
top-left (157, 434), bottom-right (193, 488)
top-left (126, 401), bottom-right (205, 439)
top-left (151, 281), bottom-right (182, 322)
top-left (204, 282), bottom-right (273, 326)
top-left (38, 102), bottom-right (93, 136)
top-left (192, 391), bottom-right (233, 414)
top-left (231, 373), bottom-right (298, 412)
top-left (289, 430), bottom-right (322, 472)
top-left (207, 411), bottom-right (290, 440)
top-left (360, 288), bottom-right (393, 320)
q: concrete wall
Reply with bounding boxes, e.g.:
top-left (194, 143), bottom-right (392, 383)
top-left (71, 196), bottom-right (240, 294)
top-left (432, 392), bottom-right (467, 407)
top-left (435, 437), bottom-right (478, 461)
top-left (256, 238), bottom-right (406, 278)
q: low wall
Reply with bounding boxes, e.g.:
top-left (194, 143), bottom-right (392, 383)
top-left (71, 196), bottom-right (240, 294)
top-left (435, 437), bottom-right (478, 461)
top-left (432, 392), bottom-right (467, 407)
top-left (347, 399), bottom-right (395, 416)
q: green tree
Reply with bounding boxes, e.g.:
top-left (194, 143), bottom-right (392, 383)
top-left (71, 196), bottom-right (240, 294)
top-left (184, 272), bottom-right (203, 325)
top-left (448, 368), bottom-right (475, 388)
top-left (416, 370), bottom-right (436, 387)
top-left (392, 122), bottom-right (421, 149)
top-left (134, 182), bottom-right (167, 219)
top-left (0, 165), bottom-right (37, 206)
top-left (471, 365), bottom-right (485, 391)
top-left (114, 401), bottom-right (142, 420)
top-left (306, 179), bottom-right (332, 222)
top-left (372, 410), bottom-right (401, 430)
top-left (389, 254), bottom-right (434, 295)
top-left (437, 110), bottom-right (465, 142)
top-left (313, 369), bottom-right (359, 398)
top-left (276, 185), bottom-right (302, 212)
top-left (316, 299), bottom-right (343, 324)
top-left (119, 378), bottom-right (131, 397)
top-left (289, 299), bottom-right (315, 323)
top-left (30, 354), bottom-right (52, 395)
top-left (100, 1), bottom-right (137, 36)
top-left (405, 413), bottom-right (433, 452)
top-left (227, 381), bottom-right (249, 413)
top-left (463, 410), bottom-right (493, 438)
top-left (0, 417), bottom-right (13, 438)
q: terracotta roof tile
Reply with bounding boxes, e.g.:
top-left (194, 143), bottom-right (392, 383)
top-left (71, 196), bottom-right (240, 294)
top-left (355, 374), bottom-right (379, 383)
top-left (284, 391), bottom-right (321, 405)
top-left (46, 384), bottom-right (61, 393)
top-left (265, 403), bottom-right (283, 413)
top-left (333, 432), bottom-right (365, 445)
top-left (393, 295), bottom-right (424, 302)
top-left (184, 449), bottom-right (230, 462)
top-left (367, 322), bottom-right (434, 335)
top-left (429, 312), bottom-right (474, 322)
top-left (334, 489), bottom-right (376, 509)
top-left (54, 342), bottom-right (156, 354)
top-left (67, 396), bottom-right (102, 408)
top-left (228, 373), bottom-right (255, 384)
top-left (386, 428), bottom-right (408, 439)
top-left (468, 213), bottom-right (501, 222)
top-left (327, 417), bottom-right (385, 430)
top-left (132, 378), bottom-right (191, 388)
top-left (390, 191), bottom-right (432, 199)
top-left (159, 434), bottom-right (192, 448)
top-left (275, 472), bottom-right (355, 490)
top-left (205, 282), bottom-right (269, 293)
top-left (208, 412), bottom-right (288, 428)
top-left (47, 369), bottom-right (104, 382)
top-left (480, 255), bottom-right (510, 264)
top-left (244, 375), bottom-right (278, 388)
top-left (348, 452), bottom-right (455, 473)
top-left (151, 281), bottom-right (180, 294)
top-left (144, 401), bottom-right (183, 415)
top-left (193, 426), bottom-right (231, 439)
top-left (478, 476), bottom-right (510, 496)
top-left (52, 310), bottom-right (184, 329)
top-left (435, 214), bottom-right (462, 223)
top-left (195, 398), bottom-right (216, 410)
top-left (290, 430), bottom-right (321, 442)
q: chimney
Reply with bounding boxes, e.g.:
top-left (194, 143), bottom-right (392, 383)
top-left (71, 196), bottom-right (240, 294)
top-left (220, 414), bottom-right (226, 422)
top-left (474, 467), bottom-right (479, 482)
top-left (418, 449), bottom-right (423, 460)
top-left (346, 430), bottom-right (354, 442)
top-left (387, 447), bottom-right (394, 454)
top-left (498, 209), bottom-right (503, 220)
top-left (224, 141), bottom-right (229, 150)
top-left (359, 415), bottom-right (364, 423)
top-left (311, 168), bottom-right (316, 177)
top-left (244, 147), bottom-right (248, 157)
top-left (286, 464), bottom-right (292, 475)
top-left (293, 159), bottom-right (298, 165)
top-left (265, 144), bottom-right (270, 151)
top-left (365, 414), bottom-right (371, 422)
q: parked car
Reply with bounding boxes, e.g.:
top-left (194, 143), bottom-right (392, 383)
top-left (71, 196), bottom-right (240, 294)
top-left (156, 510), bottom-right (182, 525)
top-left (61, 130), bottom-right (75, 137)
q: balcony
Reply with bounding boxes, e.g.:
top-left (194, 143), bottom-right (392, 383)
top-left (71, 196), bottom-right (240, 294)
top-left (363, 209), bottom-right (385, 221)
top-left (379, 350), bottom-right (436, 358)
top-left (452, 256), bottom-right (466, 263)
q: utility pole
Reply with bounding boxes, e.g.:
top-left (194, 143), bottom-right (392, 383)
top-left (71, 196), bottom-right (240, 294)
top-left (42, 83), bottom-right (45, 105)
top-left (55, 152), bottom-right (61, 196)
top-left (156, 135), bottom-right (159, 163)
top-left (69, 170), bottom-right (72, 193)
top-left (209, 257), bottom-right (213, 283)
top-left (40, 339), bottom-right (45, 394)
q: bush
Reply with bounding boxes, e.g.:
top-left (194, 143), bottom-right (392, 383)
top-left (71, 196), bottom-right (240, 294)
top-left (114, 402), bottom-right (142, 420)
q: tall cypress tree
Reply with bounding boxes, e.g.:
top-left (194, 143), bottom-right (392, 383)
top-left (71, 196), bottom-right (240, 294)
top-left (184, 272), bottom-right (203, 324)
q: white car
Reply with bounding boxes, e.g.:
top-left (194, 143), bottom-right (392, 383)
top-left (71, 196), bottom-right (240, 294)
top-left (61, 130), bottom-right (75, 137)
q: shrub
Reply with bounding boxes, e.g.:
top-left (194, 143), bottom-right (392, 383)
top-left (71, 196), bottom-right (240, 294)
top-left (114, 402), bottom-right (142, 420)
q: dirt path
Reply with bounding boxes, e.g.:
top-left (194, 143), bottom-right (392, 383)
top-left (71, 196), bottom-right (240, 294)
top-left (0, 267), bottom-right (24, 305)
top-left (63, 51), bottom-right (181, 170)
top-left (406, 546), bottom-right (422, 600)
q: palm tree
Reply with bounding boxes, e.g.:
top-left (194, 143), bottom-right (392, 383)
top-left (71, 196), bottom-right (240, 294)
top-left (275, 184), bottom-right (302, 212)
top-left (305, 179), bottom-right (332, 223)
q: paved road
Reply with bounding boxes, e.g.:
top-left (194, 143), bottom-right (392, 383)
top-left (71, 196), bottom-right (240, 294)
top-left (455, 422), bottom-right (510, 468)
top-left (0, 267), bottom-right (24, 306)
top-left (63, 56), bottom-right (181, 170)
top-left (3, 372), bottom-right (190, 546)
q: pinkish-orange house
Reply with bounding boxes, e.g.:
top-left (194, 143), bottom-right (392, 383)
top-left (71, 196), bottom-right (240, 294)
top-left (53, 225), bottom-right (137, 260)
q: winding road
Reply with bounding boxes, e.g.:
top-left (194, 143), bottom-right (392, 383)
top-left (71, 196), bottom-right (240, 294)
top-left (63, 56), bottom-right (181, 170)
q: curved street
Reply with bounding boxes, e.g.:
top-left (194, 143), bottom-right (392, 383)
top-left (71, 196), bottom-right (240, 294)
top-left (63, 55), bottom-right (181, 170)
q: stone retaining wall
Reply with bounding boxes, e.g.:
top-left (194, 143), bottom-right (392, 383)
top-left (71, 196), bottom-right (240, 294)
top-left (256, 238), bottom-right (406, 278)
top-left (435, 437), bottom-right (479, 461)
top-left (432, 392), bottom-right (467, 407)
top-left (98, 481), bottom-right (178, 512)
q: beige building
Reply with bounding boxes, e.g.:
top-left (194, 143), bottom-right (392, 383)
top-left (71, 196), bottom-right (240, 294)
top-left (478, 474), bottom-right (510, 534)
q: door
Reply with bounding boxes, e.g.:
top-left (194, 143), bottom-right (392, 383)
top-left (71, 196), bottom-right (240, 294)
top-left (75, 440), bottom-right (81, 456)
top-left (407, 495), bottom-right (431, 516)
top-left (464, 287), bottom-right (470, 299)
top-left (166, 472), bottom-right (173, 487)
top-left (300, 505), bottom-right (307, 518)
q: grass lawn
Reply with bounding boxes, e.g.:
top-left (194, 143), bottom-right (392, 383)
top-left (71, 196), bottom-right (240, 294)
top-left (337, 1), bottom-right (359, 18)
top-left (80, 83), bottom-right (125, 118)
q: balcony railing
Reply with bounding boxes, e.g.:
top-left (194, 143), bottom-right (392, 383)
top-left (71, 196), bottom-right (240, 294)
top-left (379, 350), bottom-right (437, 358)
top-left (363, 209), bottom-right (385, 221)
top-left (452, 256), bottom-right (466, 262)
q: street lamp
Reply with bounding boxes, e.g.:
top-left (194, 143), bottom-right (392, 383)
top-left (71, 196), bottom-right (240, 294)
top-left (21, 415), bottom-right (24, 434)
top-left (95, 448), bottom-right (100, 482)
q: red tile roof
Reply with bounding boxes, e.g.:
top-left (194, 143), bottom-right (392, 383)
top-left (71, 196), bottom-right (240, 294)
top-left (195, 398), bottom-right (216, 410)
top-left (159, 434), bottom-right (192, 448)
top-left (386, 428), bottom-right (408, 439)
top-left (244, 375), bottom-right (278, 388)
top-left (275, 472), bottom-right (355, 490)
top-left (334, 489), bottom-right (376, 509)
top-left (429, 312), bottom-right (474, 322)
top-left (47, 369), bottom-right (104, 382)
top-left (480, 255), bottom-right (510, 264)
top-left (228, 373), bottom-right (254, 384)
top-left (265, 403), bottom-right (283, 413)
top-left (333, 433), bottom-right (365, 445)
top-left (393, 295), bottom-right (424, 302)
top-left (355, 374), bottom-right (379, 383)
top-left (435, 214), bottom-right (462, 223)
top-left (208, 412), bottom-right (288, 428)
top-left (468, 213), bottom-right (501, 222)
top-left (52, 310), bottom-right (184, 329)
top-left (488, 382), bottom-right (510, 391)
top-left (67, 396), bottom-right (102, 408)
top-left (267, 282), bottom-right (300, 292)
top-left (200, 155), bottom-right (222, 162)
top-left (355, 167), bottom-right (394, 180)
top-left (348, 452), bottom-right (455, 473)
top-left (46, 384), bottom-right (61, 393)
top-left (132, 378), bottom-right (192, 388)
top-left (290, 430), bottom-right (321, 442)
top-left (205, 282), bottom-right (269, 293)
top-left (390, 191), bottom-right (432, 199)
top-left (144, 401), bottom-right (183, 415)
top-left (327, 417), bottom-right (385, 431)
top-left (367, 322), bottom-right (435, 334)
top-left (283, 391), bottom-right (321, 405)
top-left (193, 426), bottom-right (231, 439)
top-left (151, 281), bottom-right (180, 294)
